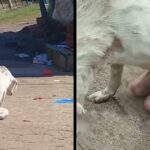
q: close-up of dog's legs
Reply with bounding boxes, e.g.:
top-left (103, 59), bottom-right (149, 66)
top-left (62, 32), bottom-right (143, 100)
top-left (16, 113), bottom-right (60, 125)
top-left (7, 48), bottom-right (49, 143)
top-left (89, 64), bottom-right (123, 103)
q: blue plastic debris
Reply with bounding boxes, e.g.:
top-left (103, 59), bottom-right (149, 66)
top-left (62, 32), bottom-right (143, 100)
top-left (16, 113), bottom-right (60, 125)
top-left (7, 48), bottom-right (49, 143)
top-left (54, 98), bottom-right (73, 105)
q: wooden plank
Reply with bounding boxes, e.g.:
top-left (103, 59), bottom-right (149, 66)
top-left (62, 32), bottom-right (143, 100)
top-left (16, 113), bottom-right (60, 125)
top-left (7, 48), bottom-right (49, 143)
top-left (46, 44), bottom-right (74, 72)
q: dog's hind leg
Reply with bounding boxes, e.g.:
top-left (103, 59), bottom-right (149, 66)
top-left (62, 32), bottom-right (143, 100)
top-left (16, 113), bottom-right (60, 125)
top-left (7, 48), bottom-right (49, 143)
top-left (89, 64), bottom-right (123, 103)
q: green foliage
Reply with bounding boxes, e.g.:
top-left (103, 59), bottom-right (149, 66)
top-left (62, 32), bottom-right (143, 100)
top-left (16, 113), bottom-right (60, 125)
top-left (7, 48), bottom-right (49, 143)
top-left (0, 4), bottom-right (40, 24)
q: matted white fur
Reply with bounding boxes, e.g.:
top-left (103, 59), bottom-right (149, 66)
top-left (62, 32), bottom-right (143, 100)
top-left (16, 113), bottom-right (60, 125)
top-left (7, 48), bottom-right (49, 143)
top-left (0, 107), bottom-right (9, 120)
top-left (77, 0), bottom-right (150, 114)
top-left (0, 66), bottom-right (17, 120)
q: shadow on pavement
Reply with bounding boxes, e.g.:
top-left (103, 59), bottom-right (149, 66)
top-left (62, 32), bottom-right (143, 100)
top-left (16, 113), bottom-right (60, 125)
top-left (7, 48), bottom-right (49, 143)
top-left (0, 22), bottom-right (73, 77)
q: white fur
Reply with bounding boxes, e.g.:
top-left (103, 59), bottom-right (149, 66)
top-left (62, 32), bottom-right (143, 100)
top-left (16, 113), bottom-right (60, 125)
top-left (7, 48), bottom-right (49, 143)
top-left (0, 108), bottom-right (8, 120)
top-left (77, 0), bottom-right (150, 114)
top-left (52, 0), bottom-right (73, 25)
top-left (0, 66), bottom-right (17, 120)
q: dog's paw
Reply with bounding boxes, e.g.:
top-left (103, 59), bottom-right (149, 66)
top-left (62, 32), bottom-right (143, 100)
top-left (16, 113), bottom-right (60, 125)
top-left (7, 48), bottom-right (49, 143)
top-left (0, 107), bottom-right (8, 120)
top-left (77, 102), bottom-right (85, 115)
top-left (88, 88), bottom-right (114, 103)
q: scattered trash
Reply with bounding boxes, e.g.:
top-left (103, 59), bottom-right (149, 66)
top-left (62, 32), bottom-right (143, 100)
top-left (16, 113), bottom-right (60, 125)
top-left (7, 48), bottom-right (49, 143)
top-left (42, 69), bottom-right (53, 77)
top-left (33, 53), bottom-right (52, 65)
top-left (33, 96), bottom-right (45, 100)
top-left (15, 53), bottom-right (30, 58)
top-left (54, 98), bottom-right (73, 105)
top-left (15, 53), bottom-right (32, 62)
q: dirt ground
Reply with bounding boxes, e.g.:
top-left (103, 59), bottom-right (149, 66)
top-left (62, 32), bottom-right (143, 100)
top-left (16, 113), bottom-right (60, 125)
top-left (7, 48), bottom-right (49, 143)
top-left (77, 65), bottom-right (150, 150)
top-left (0, 76), bottom-right (73, 150)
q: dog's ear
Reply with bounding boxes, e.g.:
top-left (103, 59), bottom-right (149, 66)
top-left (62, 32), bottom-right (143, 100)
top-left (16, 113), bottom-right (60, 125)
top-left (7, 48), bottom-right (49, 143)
top-left (7, 79), bottom-right (18, 96)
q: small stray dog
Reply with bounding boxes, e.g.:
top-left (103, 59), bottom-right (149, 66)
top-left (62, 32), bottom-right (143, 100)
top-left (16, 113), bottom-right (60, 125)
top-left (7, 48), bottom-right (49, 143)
top-left (77, 0), bottom-right (150, 115)
top-left (0, 66), bottom-right (17, 120)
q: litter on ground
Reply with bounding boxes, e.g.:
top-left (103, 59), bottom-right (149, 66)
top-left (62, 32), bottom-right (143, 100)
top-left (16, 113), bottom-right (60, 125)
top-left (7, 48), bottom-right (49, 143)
top-left (54, 98), bottom-right (73, 105)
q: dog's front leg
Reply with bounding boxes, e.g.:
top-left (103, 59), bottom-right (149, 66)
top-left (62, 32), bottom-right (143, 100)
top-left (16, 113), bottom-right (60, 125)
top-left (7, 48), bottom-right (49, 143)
top-left (0, 91), bottom-right (8, 120)
top-left (0, 91), bottom-right (5, 107)
top-left (89, 64), bottom-right (123, 103)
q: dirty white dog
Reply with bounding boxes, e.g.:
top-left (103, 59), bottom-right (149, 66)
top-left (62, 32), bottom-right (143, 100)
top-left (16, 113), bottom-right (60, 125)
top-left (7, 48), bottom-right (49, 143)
top-left (77, 0), bottom-right (150, 115)
top-left (0, 66), bottom-right (17, 119)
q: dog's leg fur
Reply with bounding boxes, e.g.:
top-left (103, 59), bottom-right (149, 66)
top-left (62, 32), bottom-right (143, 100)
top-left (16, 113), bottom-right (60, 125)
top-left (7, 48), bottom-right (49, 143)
top-left (77, 63), bottom-right (94, 115)
top-left (89, 64), bottom-right (123, 102)
top-left (0, 91), bottom-right (6, 106)
top-left (0, 91), bottom-right (8, 120)
top-left (0, 66), bottom-right (17, 120)
top-left (77, 52), bottom-right (112, 114)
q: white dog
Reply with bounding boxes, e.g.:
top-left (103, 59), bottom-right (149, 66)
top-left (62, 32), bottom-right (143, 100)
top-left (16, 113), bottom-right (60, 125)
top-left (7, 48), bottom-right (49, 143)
top-left (0, 66), bottom-right (17, 120)
top-left (77, 0), bottom-right (150, 115)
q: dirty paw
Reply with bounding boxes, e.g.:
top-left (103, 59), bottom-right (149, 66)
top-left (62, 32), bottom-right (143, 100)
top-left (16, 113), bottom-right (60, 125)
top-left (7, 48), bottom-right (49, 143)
top-left (88, 89), bottom-right (114, 103)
